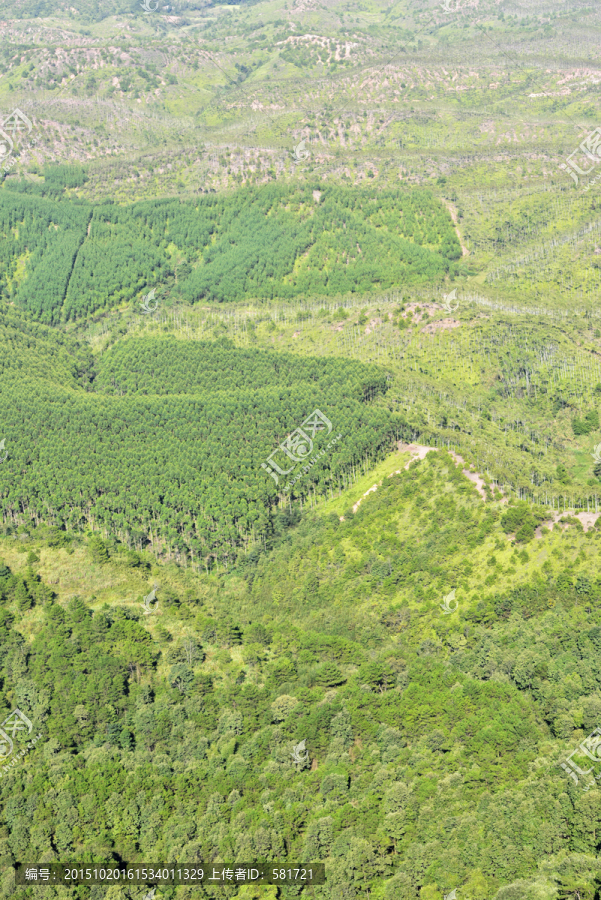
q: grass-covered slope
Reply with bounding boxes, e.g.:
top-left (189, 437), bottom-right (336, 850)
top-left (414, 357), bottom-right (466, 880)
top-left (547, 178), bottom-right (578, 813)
top-left (0, 183), bottom-right (462, 323)
top-left (2, 450), bottom-right (601, 899)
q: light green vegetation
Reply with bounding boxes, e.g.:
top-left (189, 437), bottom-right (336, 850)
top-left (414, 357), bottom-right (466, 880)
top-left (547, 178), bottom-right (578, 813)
top-left (2, 0), bottom-right (601, 895)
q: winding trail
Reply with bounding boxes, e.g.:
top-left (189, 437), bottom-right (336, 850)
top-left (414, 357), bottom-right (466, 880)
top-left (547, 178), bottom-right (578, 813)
top-left (341, 445), bottom-right (600, 537)
top-left (348, 445), bottom-right (600, 535)
top-left (346, 443), bottom-right (504, 518)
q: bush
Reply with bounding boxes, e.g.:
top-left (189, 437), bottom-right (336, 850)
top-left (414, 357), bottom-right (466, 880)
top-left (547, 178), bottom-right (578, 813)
top-left (557, 571), bottom-right (573, 593)
top-left (123, 550), bottom-right (142, 568)
top-left (47, 527), bottom-right (72, 549)
top-left (573, 410), bottom-right (599, 435)
top-left (161, 587), bottom-right (180, 608)
top-left (501, 503), bottom-right (546, 543)
top-left (515, 520), bottom-right (535, 543)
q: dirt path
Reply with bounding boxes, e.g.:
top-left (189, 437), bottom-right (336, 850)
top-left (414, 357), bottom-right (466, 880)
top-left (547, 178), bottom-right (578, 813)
top-left (397, 443), bottom-right (502, 502)
top-left (341, 447), bottom-right (600, 532)
top-left (342, 443), bottom-right (502, 519)
top-left (442, 199), bottom-right (469, 257)
top-left (352, 484), bottom-right (379, 513)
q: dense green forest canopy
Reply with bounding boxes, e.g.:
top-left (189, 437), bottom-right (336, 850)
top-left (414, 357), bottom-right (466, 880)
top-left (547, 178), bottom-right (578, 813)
top-left (0, 183), bottom-right (462, 324)
top-left (0, 305), bottom-right (93, 389)
top-left (2, 453), bottom-right (601, 900)
top-left (0, 314), bottom-right (398, 568)
top-left (95, 336), bottom-right (388, 398)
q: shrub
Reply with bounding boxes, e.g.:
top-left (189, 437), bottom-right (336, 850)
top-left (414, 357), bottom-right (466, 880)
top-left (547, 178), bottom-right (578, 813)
top-left (572, 409), bottom-right (599, 435)
top-left (501, 503), bottom-right (546, 543)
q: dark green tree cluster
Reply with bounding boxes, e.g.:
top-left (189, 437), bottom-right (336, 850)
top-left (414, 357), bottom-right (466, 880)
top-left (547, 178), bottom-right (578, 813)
top-left (177, 184), bottom-right (461, 304)
top-left (0, 182), bottom-right (462, 322)
top-left (572, 409), bottom-right (599, 436)
top-left (0, 321), bottom-right (397, 567)
top-left (0, 192), bottom-right (91, 324)
top-left (0, 304), bottom-right (93, 387)
top-left (0, 558), bottom-right (53, 611)
top-left (500, 501), bottom-right (548, 542)
top-left (43, 165), bottom-right (89, 189)
top-left (96, 335), bottom-right (389, 399)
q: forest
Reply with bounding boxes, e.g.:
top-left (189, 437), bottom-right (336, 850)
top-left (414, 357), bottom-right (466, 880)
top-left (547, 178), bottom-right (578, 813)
top-left (0, 183), bottom-right (462, 324)
top-left (3, 0), bottom-right (601, 893)
top-left (1, 450), bottom-right (601, 900)
top-left (0, 310), bottom-right (398, 569)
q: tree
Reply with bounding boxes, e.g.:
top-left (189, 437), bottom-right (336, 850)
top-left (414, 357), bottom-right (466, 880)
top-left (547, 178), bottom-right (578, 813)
top-left (314, 662), bottom-right (346, 687)
top-left (169, 664), bottom-right (193, 694)
top-left (89, 535), bottom-right (109, 563)
top-left (358, 661), bottom-right (395, 692)
top-left (119, 729), bottom-right (134, 750)
top-left (271, 695), bottom-right (299, 722)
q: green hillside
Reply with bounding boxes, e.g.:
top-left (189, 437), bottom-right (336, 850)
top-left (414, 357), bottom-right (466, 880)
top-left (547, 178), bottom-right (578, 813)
top-left (0, 314), bottom-right (396, 567)
top-left (0, 184), bottom-right (461, 324)
top-left (2, 450), bottom-right (601, 899)
top-left (3, 0), bottom-right (601, 894)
